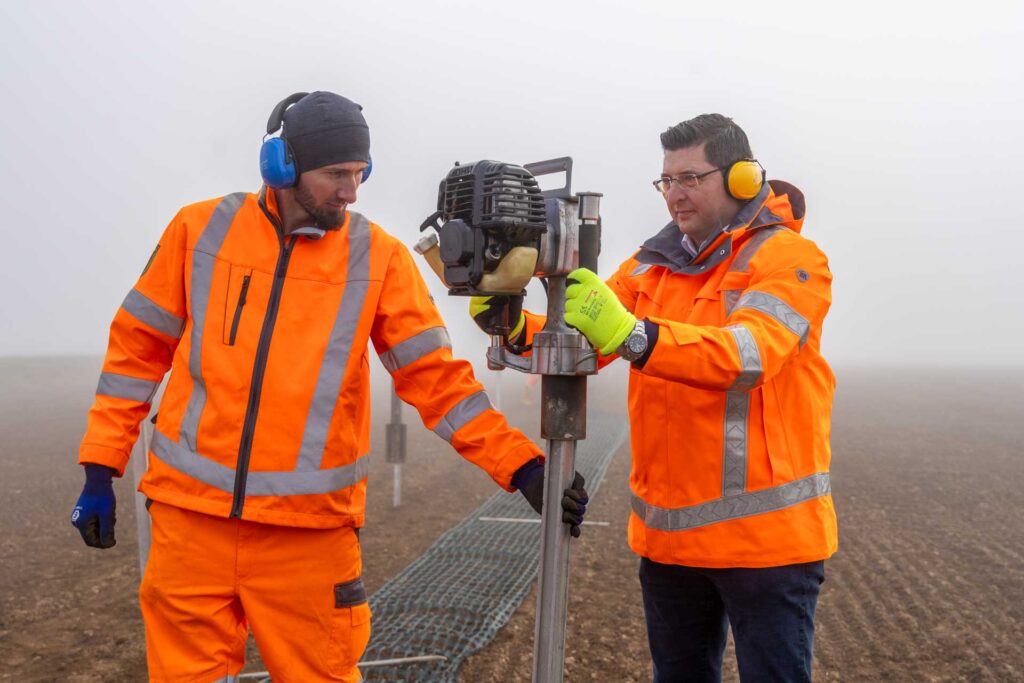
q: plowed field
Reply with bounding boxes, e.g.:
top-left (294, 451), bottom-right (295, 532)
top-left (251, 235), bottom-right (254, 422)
top-left (1, 358), bottom-right (1021, 682)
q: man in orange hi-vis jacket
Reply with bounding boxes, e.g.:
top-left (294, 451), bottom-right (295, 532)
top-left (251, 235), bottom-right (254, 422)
top-left (69, 91), bottom-right (588, 683)
top-left (474, 114), bottom-right (836, 682)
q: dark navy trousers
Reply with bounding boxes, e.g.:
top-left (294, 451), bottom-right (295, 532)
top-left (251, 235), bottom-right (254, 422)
top-left (639, 558), bottom-right (825, 683)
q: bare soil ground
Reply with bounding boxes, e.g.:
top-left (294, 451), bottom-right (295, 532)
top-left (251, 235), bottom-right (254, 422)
top-left (1, 358), bottom-right (1022, 682)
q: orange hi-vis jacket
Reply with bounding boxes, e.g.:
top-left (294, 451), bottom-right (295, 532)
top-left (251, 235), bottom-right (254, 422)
top-left (527, 180), bottom-right (837, 567)
top-left (79, 188), bottom-right (541, 529)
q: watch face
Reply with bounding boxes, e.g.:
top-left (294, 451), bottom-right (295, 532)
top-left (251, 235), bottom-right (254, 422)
top-left (627, 333), bottom-right (646, 354)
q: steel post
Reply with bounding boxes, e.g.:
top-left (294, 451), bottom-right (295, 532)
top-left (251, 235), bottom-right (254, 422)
top-left (132, 417), bottom-right (153, 576)
top-left (386, 382), bottom-right (406, 507)
top-left (531, 269), bottom-right (589, 683)
top-left (392, 463), bottom-right (402, 508)
top-left (532, 436), bottom-right (578, 682)
top-left (493, 369), bottom-right (502, 411)
top-left (530, 191), bottom-right (601, 682)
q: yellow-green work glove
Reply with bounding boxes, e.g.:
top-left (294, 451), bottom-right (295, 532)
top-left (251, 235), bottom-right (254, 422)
top-left (469, 295), bottom-right (526, 339)
top-left (564, 268), bottom-right (636, 355)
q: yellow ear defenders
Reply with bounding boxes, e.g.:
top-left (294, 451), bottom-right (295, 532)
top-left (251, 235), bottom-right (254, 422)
top-left (723, 159), bottom-right (766, 201)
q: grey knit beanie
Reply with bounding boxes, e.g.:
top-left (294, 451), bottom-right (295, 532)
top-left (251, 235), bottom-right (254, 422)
top-left (283, 91), bottom-right (370, 175)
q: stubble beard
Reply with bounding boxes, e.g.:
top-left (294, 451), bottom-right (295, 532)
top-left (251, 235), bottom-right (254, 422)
top-left (294, 181), bottom-right (345, 230)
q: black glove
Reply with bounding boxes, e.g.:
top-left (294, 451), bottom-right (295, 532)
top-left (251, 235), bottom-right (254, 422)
top-left (512, 458), bottom-right (589, 538)
top-left (469, 295), bottom-right (525, 340)
top-left (70, 464), bottom-right (117, 549)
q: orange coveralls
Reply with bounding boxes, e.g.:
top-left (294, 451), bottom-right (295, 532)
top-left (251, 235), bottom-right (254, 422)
top-left (524, 179), bottom-right (837, 568)
top-left (79, 188), bottom-right (541, 682)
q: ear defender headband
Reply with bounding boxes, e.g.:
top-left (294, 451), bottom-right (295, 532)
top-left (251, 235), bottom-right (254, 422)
top-left (723, 159), bottom-right (765, 201)
top-left (259, 92), bottom-right (372, 189)
top-left (260, 92), bottom-right (307, 189)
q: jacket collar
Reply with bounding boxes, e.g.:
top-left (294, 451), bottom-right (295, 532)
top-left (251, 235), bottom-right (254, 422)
top-left (258, 185), bottom-right (285, 234)
top-left (257, 186), bottom-right (334, 240)
top-left (635, 180), bottom-right (804, 275)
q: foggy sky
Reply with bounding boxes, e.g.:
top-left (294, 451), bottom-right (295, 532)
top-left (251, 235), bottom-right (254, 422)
top-left (2, 0), bottom-right (1021, 368)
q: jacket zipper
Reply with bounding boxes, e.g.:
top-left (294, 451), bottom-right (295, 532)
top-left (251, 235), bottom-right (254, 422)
top-left (227, 274), bottom-right (251, 346)
top-left (230, 233), bottom-right (298, 518)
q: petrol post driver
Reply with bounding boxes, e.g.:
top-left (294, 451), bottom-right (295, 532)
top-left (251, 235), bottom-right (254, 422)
top-left (416, 158), bottom-right (601, 683)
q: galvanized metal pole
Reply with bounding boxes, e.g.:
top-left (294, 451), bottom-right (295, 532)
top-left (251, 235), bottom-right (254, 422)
top-left (132, 417), bottom-right (153, 576)
top-left (533, 436), bottom-right (578, 682)
top-left (493, 369), bottom-right (502, 412)
top-left (531, 191), bottom-right (601, 683)
top-left (386, 381), bottom-right (406, 507)
top-left (392, 463), bottom-right (402, 508)
top-left (531, 275), bottom-right (588, 683)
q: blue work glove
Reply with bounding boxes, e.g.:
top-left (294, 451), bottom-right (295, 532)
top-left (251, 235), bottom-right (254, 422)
top-left (512, 458), bottom-right (589, 538)
top-left (71, 464), bottom-right (117, 549)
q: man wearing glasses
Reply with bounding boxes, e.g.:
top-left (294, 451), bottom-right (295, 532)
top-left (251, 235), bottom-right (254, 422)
top-left (475, 114), bottom-right (836, 681)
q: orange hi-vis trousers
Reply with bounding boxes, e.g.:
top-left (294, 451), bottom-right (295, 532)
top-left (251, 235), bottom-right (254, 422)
top-left (140, 501), bottom-right (370, 682)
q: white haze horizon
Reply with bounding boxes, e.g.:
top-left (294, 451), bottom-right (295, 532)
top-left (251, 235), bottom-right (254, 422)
top-left (2, 1), bottom-right (1022, 369)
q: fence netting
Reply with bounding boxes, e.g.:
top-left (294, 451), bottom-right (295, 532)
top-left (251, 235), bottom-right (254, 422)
top-left (361, 410), bottom-right (628, 682)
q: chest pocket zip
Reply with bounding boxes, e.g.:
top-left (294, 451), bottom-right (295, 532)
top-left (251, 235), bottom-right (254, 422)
top-left (227, 274), bottom-right (252, 346)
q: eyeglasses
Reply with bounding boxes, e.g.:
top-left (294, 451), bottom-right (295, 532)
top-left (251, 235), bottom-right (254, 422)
top-left (652, 168), bottom-right (722, 194)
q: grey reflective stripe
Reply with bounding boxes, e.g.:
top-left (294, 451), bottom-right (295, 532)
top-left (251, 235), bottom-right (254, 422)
top-left (152, 430), bottom-right (370, 496)
top-left (434, 391), bottom-right (493, 443)
top-left (379, 327), bottom-right (452, 373)
top-left (722, 393), bottom-right (750, 497)
top-left (722, 325), bottom-right (761, 495)
top-left (631, 263), bottom-right (652, 277)
top-left (295, 213), bottom-right (372, 472)
top-left (723, 290), bottom-right (742, 316)
top-left (729, 226), bottom-right (784, 273)
top-left (96, 372), bottom-right (159, 403)
top-left (334, 577), bottom-right (368, 607)
top-left (735, 291), bottom-right (810, 347)
top-left (121, 288), bottom-right (185, 338)
top-left (726, 325), bottom-right (762, 391)
top-left (179, 193), bottom-right (247, 451)
top-left (631, 472), bottom-right (831, 531)
top-left (211, 676), bottom-right (239, 683)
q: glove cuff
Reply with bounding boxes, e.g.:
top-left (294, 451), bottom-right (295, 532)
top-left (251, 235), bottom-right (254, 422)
top-left (511, 457), bottom-right (543, 490)
top-left (600, 312), bottom-right (638, 355)
top-left (83, 463), bottom-right (116, 496)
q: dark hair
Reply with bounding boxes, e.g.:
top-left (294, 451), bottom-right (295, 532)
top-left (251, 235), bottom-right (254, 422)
top-left (660, 114), bottom-right (752, 168)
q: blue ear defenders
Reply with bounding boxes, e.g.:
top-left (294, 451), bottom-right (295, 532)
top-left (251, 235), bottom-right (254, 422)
top-left (259, 92), bottom-right (373, 189)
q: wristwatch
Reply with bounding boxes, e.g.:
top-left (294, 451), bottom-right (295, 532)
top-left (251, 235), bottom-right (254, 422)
top-left (616, 320), bottom-right (648, 362)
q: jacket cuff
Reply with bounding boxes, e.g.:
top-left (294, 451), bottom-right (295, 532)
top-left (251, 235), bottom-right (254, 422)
top-left (493, 442), bottom-right (545, 492)
top-left (78, 443), bottom-right (130, 477)
top-left (632, 319), bottom-right (660, 369)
